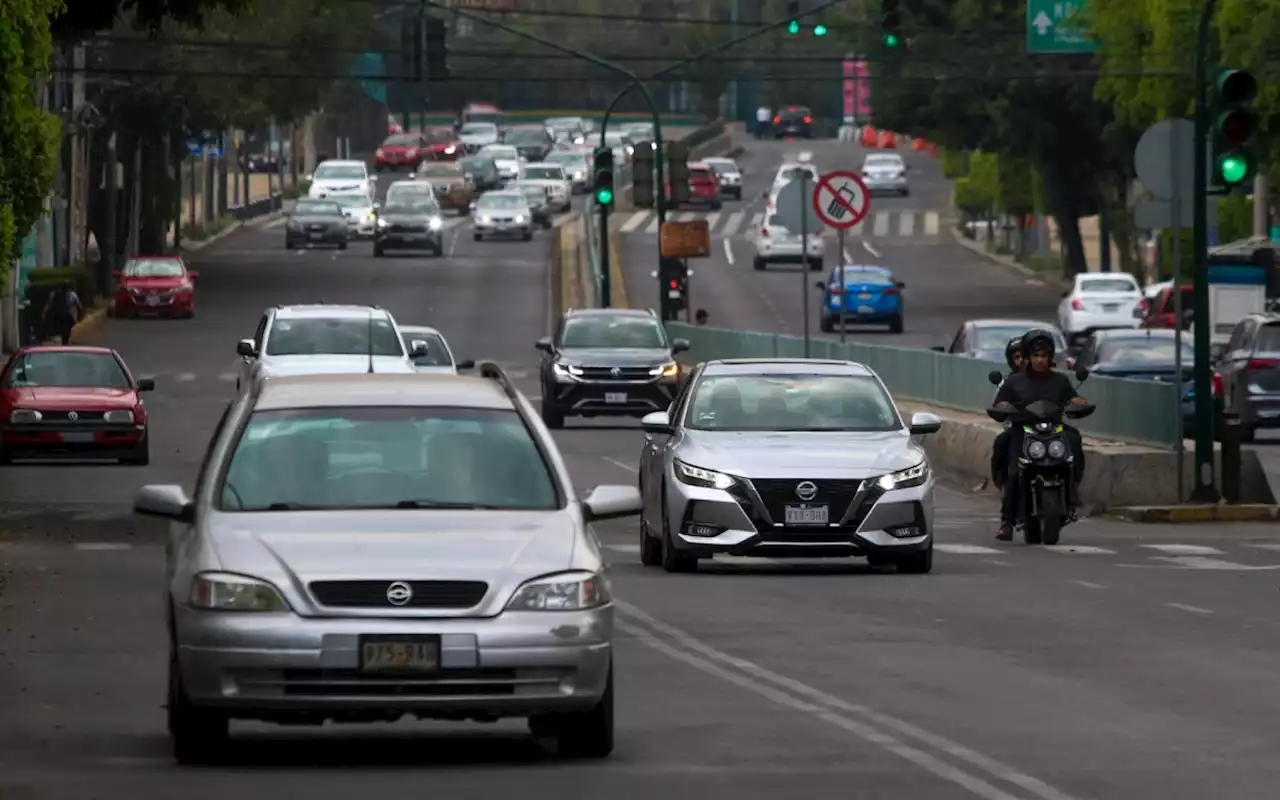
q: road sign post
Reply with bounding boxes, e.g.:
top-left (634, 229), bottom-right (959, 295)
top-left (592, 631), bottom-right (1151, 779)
top-left (1026, 0), bottom-right (1098, 53)
top-left (813, 171), bottom-right (871, 343)
top-left (798, 171), bottom-right (812, 357)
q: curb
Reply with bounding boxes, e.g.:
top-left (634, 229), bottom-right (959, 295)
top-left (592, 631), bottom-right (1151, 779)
top-left (69, 304), bottom-right (109, 344)
top-left (180, 208), bottom-right (286, 252)
top-left (949, 228), bottom-right (1067, 287)
top-left (1105, 504), bottom-right (1280, 523)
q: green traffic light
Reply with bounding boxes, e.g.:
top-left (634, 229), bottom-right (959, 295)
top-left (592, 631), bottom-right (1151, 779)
top-left (1218, 154), bottom-right (1249, 185)
top-left (884, 32), bottom-right (899, 46)
top-left (813, 24), bottom-right (827, 35)
top-left (787, 19), bottom-right (799, 34)
top-left (596, 188), bottom-right (614, 204)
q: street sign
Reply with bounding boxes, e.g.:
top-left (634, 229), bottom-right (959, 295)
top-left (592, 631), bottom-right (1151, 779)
top-left (185, 138), bottom-right (202, 156)
top-left (1134, 198), bottom-right (1217, 231)
top-left (1133, 119), bottom-right (1201, 199)
top-left (772, 176), bottom-right (822, 233)
top-left (813, 171), bottom-right (870, 228)
top-left (1026, 0), bottom-right (1098, 53)
top-left (660, 220), bottom-right (711, 259)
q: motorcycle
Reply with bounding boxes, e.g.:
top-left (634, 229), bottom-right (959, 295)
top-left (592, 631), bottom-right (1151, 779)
top-left (985, 368), bottom-right (1095, 546)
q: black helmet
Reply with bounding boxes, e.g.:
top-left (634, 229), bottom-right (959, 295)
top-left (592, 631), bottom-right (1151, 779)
top-left (1020, 328), bottom-right (1057, 358)
top-left (1005, 337), bottom-right (1022, 368)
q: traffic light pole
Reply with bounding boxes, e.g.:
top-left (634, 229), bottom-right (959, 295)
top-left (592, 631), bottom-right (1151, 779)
top-left (598, 200), bottom-right (612, 307)
top-left (1190, 0), bottom-right (1218, 502)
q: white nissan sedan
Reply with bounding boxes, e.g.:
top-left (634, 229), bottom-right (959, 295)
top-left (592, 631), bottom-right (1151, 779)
top-left (1057, 273), bottom-right (1145, 343)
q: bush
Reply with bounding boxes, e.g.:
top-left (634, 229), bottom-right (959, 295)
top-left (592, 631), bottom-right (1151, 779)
top-left (24, 265), bottom-right (97, 310)
top-left (940, 148), bottom-right (968, 179)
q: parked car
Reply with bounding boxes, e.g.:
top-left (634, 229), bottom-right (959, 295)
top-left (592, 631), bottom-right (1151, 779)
top-left (111, 255), bottom-right (198, 319)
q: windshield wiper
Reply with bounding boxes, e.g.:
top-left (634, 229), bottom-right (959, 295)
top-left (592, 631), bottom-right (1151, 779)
top-left (393, 499), bottom-right (499, 509)
top-left (263, 502), bottom-right (322, 511)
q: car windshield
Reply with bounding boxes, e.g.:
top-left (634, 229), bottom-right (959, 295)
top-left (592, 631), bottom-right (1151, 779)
top-left (559, 316), bottom-right (666, 349)
top-left (383, 134), bottom-right (420, 146)
top-left (478, 194), bottom-right (526, 210)
top-left (313, 164), bottom-right (365, 180)
top-left (548, 154), bottom-right (585, 167)
top-left (687, 374), bottom-right (900, 432)
top-left (707, 161), bottom-right (738, 175)
top-left (264, 318), bottom-right (405, 357)
top-left (546, 118), bottom-right (580, 129)
top-left (973, 326), bottom-right (1064, 352)
top-left (1080, 278), bottom-right (1138, 293)
top-left (293, 200), bottom-right (341, 216)
top-left (780, 107), bottom-right (810, 119)
top-left (329, 194), bottom-right (369, 209)
top-left (515, 185), bottom-right (544, 202)
top-left (690, 168), bottom-right (715, 181)
top-left (505, 129), bottom-right (547, 144)
top-left (6, 351), bottom-right (130, 389)
top-left (836, 270), bottom-right (893, 285)
top-left (123, 258), bottom-right (184, 278)
top-left (383, 201), bottom-right (435, 215)
top-left (865, 156), bottom-right (902, 168)
top-left (423, 128), bottom-right (454, 142)
top-left (780, 166), bottom-right (814, 181)
top-left (400, 331), bottom-right (452, 366)
top-left (522, 166), bottom-right (563, 179)
top-left (218, 407), bottom-right (558, 512)
top-left (1098, 340), bottom-right (1194, 365)
top-left (417, 163), bottom-right (461, 178)
top-left (484, 146), bottom-right (518, 160)
top-left (460, 123), bottom-right (497, 136)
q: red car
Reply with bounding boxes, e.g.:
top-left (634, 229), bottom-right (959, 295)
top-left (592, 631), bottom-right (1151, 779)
top-left (667, 164), bottom-right (722, 209)
top-left (420, 126), bottom-right (462, 161)
top-left (374, 133), bottom-right (426, 170)
top-left (0, 346), bottom-right (153, 464)
top-left (112, 255), bottom-right (197, 318)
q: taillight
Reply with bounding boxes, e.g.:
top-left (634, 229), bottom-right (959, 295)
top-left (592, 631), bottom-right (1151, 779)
top-left (773, 115), bottom-right (781, 124)
top-left (761, 227), bottom-right (769, 237)
top-left (884, 287), bottom-right (900, 296)
top-left (1136, 298), bottom-right (1148, 313)
top-left (829, 286), bottom-right (842, 294)
top-left (376, 148), bottom-right (385, 157)
top-left (803, 115), bottom-right (813, 123)
top-left (1071, 298), bottom-right (1084, 311)
top-left (1212, 373), bottom-right (1224, 396)
top-left (1246, 359), bottom-right (1280, 370)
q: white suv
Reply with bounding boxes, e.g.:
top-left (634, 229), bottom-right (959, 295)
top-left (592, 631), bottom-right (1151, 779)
top-left (235, 305), bottom-right (425, 389)
top-left (751, 207), bottom-right (825, 271)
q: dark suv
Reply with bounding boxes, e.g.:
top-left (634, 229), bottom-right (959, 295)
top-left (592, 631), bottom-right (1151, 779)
top-left (503, 126), bottom-right (554, 163)
top-left (536, 308), bottom-right (689, 428)
top-left (773, 106), bottom-right (813, 138)
top-left (1217, 311), bottom-right (1280, 441)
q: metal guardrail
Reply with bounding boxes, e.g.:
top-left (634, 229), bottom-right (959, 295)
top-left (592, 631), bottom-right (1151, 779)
top-left (665, 322), bottom-right (1184, 449)
top-left (581, 197), bottom-right (603, 307)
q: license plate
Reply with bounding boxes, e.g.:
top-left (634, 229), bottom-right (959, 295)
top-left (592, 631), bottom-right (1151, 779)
top-left (308, 232), bottom-right (322, 240)
top-left (359, 636), bottom-right (440, 674)
top-left (604, 392), bottom-right (628, 404)
top-left (145, 295), bottom-right (161, 306)
top-left (857, 305), bottom-right (875, 314)
top-left (60, 432), bottom-right (93, 443)
top-left (784, 504), bottom-right (828, 525)
top-left (858, 293), bottom-right (873, 300)
top-left (1102, 304), bottom-right (1119, 311)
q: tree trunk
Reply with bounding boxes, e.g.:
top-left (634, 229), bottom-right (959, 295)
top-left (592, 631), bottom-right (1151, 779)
top-left (1054, 212), bottom-right (1087, 278)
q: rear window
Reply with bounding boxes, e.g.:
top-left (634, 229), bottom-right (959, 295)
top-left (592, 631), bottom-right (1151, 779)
top-left (383, 134), bottom-right (420, 146)
top-left (780, 107), bottom-right (810, 119)
top-left (837, 270), bottom-right (893, 285)
top-left (1079, 278), bottom-right (1138, 293)
top-left (690, 168), bottom-right (715, 181)
top-left (1258, 323), bottom-right (1280, 351)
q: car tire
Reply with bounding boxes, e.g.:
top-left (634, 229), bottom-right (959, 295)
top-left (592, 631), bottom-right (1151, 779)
top-left (285, 240), bottom-right (294, 250)
top-left (541, 398), bottom-right (565, 429)
top-left (121, 437), bottom-right (150, 466)
top-left (900, 189), bottom-right (910, 197)
top-left (473, 233), bottom-right (482, 241)
top-left (373, 244), bottom-right (384, 257)
top-left (530, 663), bottom-right (614, 759)
top-left (522, 231), bottom-right (534, 241)
top-left (710, 201), bottom-right (722, 211)
top-left (895, 546), bottom-right (933, 574)
top-left (752, 257), bottom-right (766, 271)
top-left (168, 642), bottom-right (230, 765)
top-left (0, 446), bottom-right (12, 466)
top-left (819, 315), bottom-right (835, 333)
top-left (659, 488), bottom-right (697, 573)
top-left (808, 258), bottom-right (823, 271)
top-left (888, 314), bottom-right (904, 334)
top-left (337, 241), bottom-right (347, 250)
top-left (183, 310), bottom-right (195, 319)
top-left (639, 489), bottom-right (662, 567)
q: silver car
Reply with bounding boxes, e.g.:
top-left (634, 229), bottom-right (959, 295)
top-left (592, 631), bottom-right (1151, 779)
top-left (637, 359), bottom-right (942, 573)
top-left (398, 325), bottom-right (475, 374)
top-left (329, 193), bottom-right (377, 238)
top-left (472, 191), bottom-right (534, 241)
top-left (135, 366), bottom-right (643, 764)
top-left (860, 153), bottom-right (908, 196)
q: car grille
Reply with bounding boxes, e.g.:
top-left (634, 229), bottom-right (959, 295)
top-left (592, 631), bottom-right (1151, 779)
top-left (390, 223), bottom-right (426, 233)
top-left (249, 667), bottom-right (572, 699)
top-left (577, 366), bottom-right (655, 381)
top-left (309, 580), bottom-right (488, 609)
top-left (38, 410), bottom-right (107, 422)
top-left (748, 478), bottom-right (867, 526)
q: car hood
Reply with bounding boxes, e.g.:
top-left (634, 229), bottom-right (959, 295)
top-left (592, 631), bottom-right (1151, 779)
top-left (310, 179), bottom-right (368, 194)
top-left (289, 214), bottom-right (344, 225)
top-left (493, 159), bottom-right (520, 170)
top-left (677, 429), bottom-right (923, 478)
top-left (260, 355), bottom-right (414, 376)
top-left (522, 178), bottom-right (568, 188)
top-left (460, 133), bottom-right (499, 145)
top-left (380, 213), bottom-right (436, 225)
top-left (121, 276), bottom-right (187, 290)
top-left (8, 386), bottom-right (137, 408)
top-left (558, 347), bottom-right (673, 367)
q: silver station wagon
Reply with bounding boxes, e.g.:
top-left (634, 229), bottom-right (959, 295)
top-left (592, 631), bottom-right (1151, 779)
top-left (136, 365), bottom-right (641, 763)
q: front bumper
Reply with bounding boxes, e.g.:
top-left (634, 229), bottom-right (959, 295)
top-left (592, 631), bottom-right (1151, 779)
top-left (287, 228), bottom-right (347, 246)
top-left (1062, 310), bottom-right (1142, 336)
top-left (376, 231), bottom-right (442, 251)
top-left (1241, 395), bottom-right (1280, 429)
top-left (718, 179), bottom-right (742, 196)
top-left (823, 296), bottom-right (901, 323)
top-left (864, 177), bottom-right (908, 193)
top-left (664, 471), bottom-right (934, 559)
top-left (174, 605), bottom-right (613, 721)
top-left (756, 238), bottom-right (825, 262)
top-left (2, 424), bottom-right (145, 459)
top-left (115, 291), bottom-right (194, 316)
top-left (474, 220), bottom-right (532, 238)
top-left (547, 374), bottom-right (678, 417)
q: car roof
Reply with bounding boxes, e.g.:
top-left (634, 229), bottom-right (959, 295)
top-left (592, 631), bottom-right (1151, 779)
top-left (1092, 328), bottom-right (1181, 342)
top-left (565, 308), bottom-right (656, 319)
top-left (255, 374), bottom-right (512, 411)
top-left (316, 159), bottom-right (365, 168)
top-left (20, 345), bottom-right (117, 356)
top-left (272, 305), bottom-right (393, 320)
top-left (1076, 273), bottom-right (1138, 284)
top-left (397, 325), bottom-right (444, 336)
top-left (836, 264), bottom-right (890, 273)
top-left (701, 359), bottom-right (875, 377)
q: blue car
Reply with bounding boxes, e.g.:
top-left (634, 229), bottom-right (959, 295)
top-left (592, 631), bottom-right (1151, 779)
top-left (816, 265), bottom-right (905, 334)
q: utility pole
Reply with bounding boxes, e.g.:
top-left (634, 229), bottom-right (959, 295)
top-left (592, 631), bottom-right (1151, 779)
top-left (1189, 0), bottom-right (1217, 502)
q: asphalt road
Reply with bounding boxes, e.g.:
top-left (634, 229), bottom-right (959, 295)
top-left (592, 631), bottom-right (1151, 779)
top-left (5, 146), bottom-right (1280, 799)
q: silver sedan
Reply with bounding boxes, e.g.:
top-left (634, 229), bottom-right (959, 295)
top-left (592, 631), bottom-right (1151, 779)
top-left (637, 359), bottom-right (942, 573)
top-left (135, 367), bottom-right (641, 763)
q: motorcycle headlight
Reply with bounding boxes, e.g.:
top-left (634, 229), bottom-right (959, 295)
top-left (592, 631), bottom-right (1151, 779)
top-left (103, 409), bottom-right (134, 423)
top-left (1046, 440), bottom-right (1067, 459)
top-left (505, 570), bottom-right (609, 611)
top-left (553, 363), bottom-right (583, 379)
top-left (9, 409), bottom-right (41, 423)
top-left (428, 216), bottom-right (443, 230)
top-left (876, 461), bottom-right (929, 491)
top-left (1026, 440), bottom-right (1048, 459)
top-left (675, 460), bottom-right (737, 490)
top-left (649, 362), bottom-right (679, 378)
top-left (190, 572), bottom-right (290, 612)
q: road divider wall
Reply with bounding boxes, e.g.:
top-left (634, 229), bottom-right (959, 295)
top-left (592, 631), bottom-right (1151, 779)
top-left (664, 322), bottom-right (1276, 509)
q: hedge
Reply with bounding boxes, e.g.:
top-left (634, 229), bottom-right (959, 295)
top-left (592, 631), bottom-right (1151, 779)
top-left (23, 266), bottom-right (98, 310)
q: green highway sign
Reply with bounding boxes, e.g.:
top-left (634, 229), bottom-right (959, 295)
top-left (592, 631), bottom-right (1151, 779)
top-left (1026, 0), bottom-right (1097, 54)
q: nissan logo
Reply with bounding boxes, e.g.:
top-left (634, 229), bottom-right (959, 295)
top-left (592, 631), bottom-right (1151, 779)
top-left (385, 581), bottom-right (413, 606)
top-left (795, 481), bottom-right (818, 501)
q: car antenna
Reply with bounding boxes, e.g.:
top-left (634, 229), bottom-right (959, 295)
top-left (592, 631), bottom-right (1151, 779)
top-left (366, 310), bottom-right (375, 374)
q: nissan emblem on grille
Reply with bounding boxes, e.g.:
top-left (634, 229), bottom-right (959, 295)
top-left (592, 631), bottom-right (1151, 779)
top-left (67, 411), bottom-right (78, 421)
top-left (385, 581), bottom-right (413, 606)
top-left (610, 367), bottom-right (622, 377)
top-left (795, 481), bottom-right (818, 501)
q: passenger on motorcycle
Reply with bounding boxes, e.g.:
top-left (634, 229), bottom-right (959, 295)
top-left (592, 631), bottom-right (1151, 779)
top-left (989, 337), bottom-right (1025, 490)
top-left (992, 329), bottom-right (1086, 542)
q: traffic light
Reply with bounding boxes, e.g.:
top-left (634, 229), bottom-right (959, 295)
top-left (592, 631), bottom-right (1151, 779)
top-left (593, 147), bottom-right (614, 206)
top-left (1212, 69), bottom-right (1257, 190)
top-left (424, 17), bottom-right (448, 82)
top-left (813, 24), bottom-right (828, 36)
top-left (659, 257), bottom-right (688, 320)
top-left (786, 0), bottom-right (800, 33)
top-left (881, 0), bottom-right (902, 47)
top-left (632, 144), bottom-right (655, 208)
top-left (400, 19), bottom-right (423, 81)
top-left (667, 141), bottom-right (690, 205)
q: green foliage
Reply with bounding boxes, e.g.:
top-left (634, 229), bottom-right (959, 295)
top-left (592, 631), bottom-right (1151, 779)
top-left (967, 151), bottom-right (1000, 213)
top-left (54, 0), bottom-right (252, 37)
top-left (940, 148), bottom-right (969, 179)
top-left (1157, 196), bottom-right (1254, 278)
top-left (0, 0), bottom-right (63, 265)
top-left (997, 156), bottom-right (1035, 216)
top-left (23, 265), bottom-right (97, 305)
top-left (953, 177), bottom-right (988, 218)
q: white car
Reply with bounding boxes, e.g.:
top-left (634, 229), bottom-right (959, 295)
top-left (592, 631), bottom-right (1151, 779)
top-left (459, 121), bottom-right (500, 153)
top-left (546, 152), bottom-right (590, 193)
top-left (603, 132), bottom-right (633, 163)
top-left (751, 206), bottom-right (824, 271)
top-left (701, 157), bottom-right (742, 199)
top-left (518, 163), bottom-right (573, 212)
top-left (235, 305), bottom-right (423, 390)
top-left (770, 161), bottom-right (818, 195)
top-left (479, 144), bottom-right (522, 183)
top-left (328, 192), bottom-right (377, 238)
top-left (308, 160), bottom-right (374, 200)
top-left (398, 325), bottom-right (474, 374)
top-left (861, 153), bottom-right (908, 196)
top-left (1057, 273), bottom-right (1145, 342)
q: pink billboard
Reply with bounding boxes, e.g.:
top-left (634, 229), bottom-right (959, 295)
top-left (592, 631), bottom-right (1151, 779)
top-left (842, 57), bottom-right (872, 121)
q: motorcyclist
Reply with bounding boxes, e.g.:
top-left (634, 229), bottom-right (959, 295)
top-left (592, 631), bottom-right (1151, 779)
top-left (989, 337), bottom-right (1025, 490)
top-left (992, 329), bottom-right (1086, 541)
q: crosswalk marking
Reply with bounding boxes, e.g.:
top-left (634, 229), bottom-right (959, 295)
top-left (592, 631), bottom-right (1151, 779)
top-left (1242, 543), bottom-right (1280, 552)
top-left (612, 209), bottom-right (942, 241)
top-left (872, 212), bottom-right (890, 236)
top-left (620, 212), bottom-right (647, 233)
top-left (924, 212), bottom-right (939, 236)
top-left (723, 210), bottom-right (744, 235)
top-left (1141, 544), bottom-right (1224, 555)
top-left (899, 212), bottom-right (914, 236)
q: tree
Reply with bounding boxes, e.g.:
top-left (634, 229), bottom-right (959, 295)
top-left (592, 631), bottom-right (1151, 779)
top-left (54, 0), bottom-right (251, 38)
top-left (1, 0), bottom-right (62, 264)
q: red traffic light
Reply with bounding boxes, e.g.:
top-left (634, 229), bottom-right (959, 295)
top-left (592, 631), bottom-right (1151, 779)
top-left (1217, 69), bottom-right (1257, 104)
top-left (669, 279), bottom-right (679, 289)
top-left (1218, 109), bottom-right (1255, 145)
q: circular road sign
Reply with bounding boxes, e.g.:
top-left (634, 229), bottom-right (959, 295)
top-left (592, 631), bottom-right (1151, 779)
top-left (813, 171), bottom-right (870, 229)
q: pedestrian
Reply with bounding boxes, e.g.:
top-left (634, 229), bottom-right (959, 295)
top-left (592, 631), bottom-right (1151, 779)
top-left (695, 308), bottom-right (709, 326)
top-left (42, 281), bottom-right (83, 345)
top-left (755, 105), bottom-right (771, 139)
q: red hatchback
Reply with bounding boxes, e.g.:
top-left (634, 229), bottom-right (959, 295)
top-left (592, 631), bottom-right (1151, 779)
top-left (375, 133), bottom-right (427, 170)
top-left (0, 346), bottom-right (153, 464)
top-left (668, 164), bottom-right (722, 209)
top-left (112, 255), bottom-right (197, 318)
top-left (420, 126), bottom-right (462, 161)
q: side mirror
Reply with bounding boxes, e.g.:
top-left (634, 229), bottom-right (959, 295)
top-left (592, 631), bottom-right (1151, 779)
top-left (409, 340), bottom-right (429, 358)
top-left (236, 339), bottom-right (256, 358)
top-left (535, 336), bottom-right (553, 353)
top-left (640, 410), bottom-right (673, 435)
top-left (930, 346), bottom-right (946, 353)
top-left (582, 484), bottom-right (643, 522)
top-left (134, 484), bottom-right (195, 523)
top-left (111, 269), bottom-right (122, 278)
top-left (186, 270), bottom-right (199, 279)
top-left (671, 338), bottom-right (690, 353)
top-left (1060, 291), bottom-right (1069, 298)
top-left (469, 201), bottom-right (478, 212)
top-left (372, 202), bottom-right (381, 210)
top-left (896, 281), bottom-right (906, 289)
top-left (908, 411), bottom-right (942, 435)
top-left (987, 370), bottom-right (1004, 386)
top-left (814, 281), bottom-right (827, 290)
top-left (136, 378), bottom-right (155, 392)
top-left (455, 359), bottom-right (475, 370)
top-left (1075, 365), bottom-right (1089, 383)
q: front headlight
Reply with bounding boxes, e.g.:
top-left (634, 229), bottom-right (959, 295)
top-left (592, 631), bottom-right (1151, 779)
top-left (478, 215), bottom-right (492, 224)
top-left (377, 217), bottom-right (389, 228)
top-left (675, 460), bottom-right (737, 490)
top-left (287, 219), bottom-right (302, 230)
top-left (514, 215), bottom-right (526, 224)
top-left (876, 461), bottom-right (929, 491)
top-left (428, 216), bottom-right (443, 230)
top-left (505, 570), bottom-right (609, 611)
top-left (103, 409), bottom-right (134, 424)
top-left (9, 409), bottom-right (41, 423)
top-left (573, 171), bottom-right (584, 180)
top-left (553, 362), bottom-right (583, 378)
top-left (189, 572), bottom-right (291, 612)
top-left (649, 362), bottom-right (679, 378)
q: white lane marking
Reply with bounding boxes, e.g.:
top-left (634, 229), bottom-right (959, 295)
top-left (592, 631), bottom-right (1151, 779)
top-left (1044, 545), bottom-right (1115, 554)
top-left (1141, 544), bottom-right (1223, 555)
top-left (862, 240), bottom-right (881, 258)
top-left (619, 212), bottom-right (648, 233)
top-left (617, 603), bottom-right (1082, 800)
top-left (75, 542), bottom-right (132, 551)
top-left (606, 543), bottom-right (641, 554)
top-left (1072, 580), bottom-right (1105, 589)
top-left (264, 217), bottom-right (287, 230)
top-left (176, 373), bottom-right (195, 382)
top-left (447, 229), bottom-right (460, 257)
top-left (1165, 602), bottom-right (1213, 615)
top-left (722, 237), bottom-right (735, 266)
top-left (702, 212), bottom-right (720, 231)
top-left (924, 211), bottom-right (940, 236)
top-left (602, 456), bottom-right (635, 472)
top-left (899, 211), bottom-right (915, 236)
top-left (1243, 543), bottom-right (1280, 551)
top-left (218, 373), bottom-right (237, 382)
top-left (1153, 556), bottom-right (1280, 571)
top-left (935, 544), bottom-right (1002, 555)
top-left (722, 210), bottom-right (745, 237)
top-left (798, 151), bottom-right (812, 161)
top-left (644, 215), bottom-right (661, 235)
top-left (872, 212), bottom-right (890, 236)
top-left (295, 248), bottom-right (306, 256)
top-left (842, 249), bottom-right (853, 264)
top-left (674, 211), bottom-right (697, 222)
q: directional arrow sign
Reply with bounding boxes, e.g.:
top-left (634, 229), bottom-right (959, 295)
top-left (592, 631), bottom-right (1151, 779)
top-left (1026, 0), bottom-right (1098, 53)
top-left (1032, 11), bottom-right (1052, 34)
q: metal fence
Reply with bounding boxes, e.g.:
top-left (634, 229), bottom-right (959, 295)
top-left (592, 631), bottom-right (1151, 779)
top-left (665, 322), bottom-right (1184, 449)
